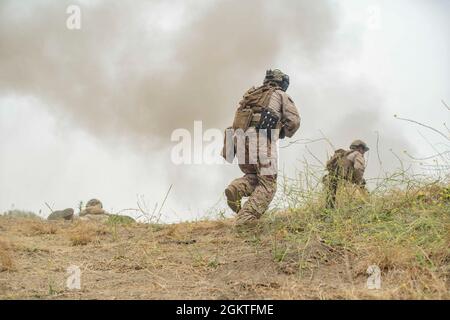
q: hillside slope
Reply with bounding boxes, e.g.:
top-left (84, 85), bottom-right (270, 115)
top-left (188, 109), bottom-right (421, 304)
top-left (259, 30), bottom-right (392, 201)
top-left (1, 190), bottom-right (448, 300)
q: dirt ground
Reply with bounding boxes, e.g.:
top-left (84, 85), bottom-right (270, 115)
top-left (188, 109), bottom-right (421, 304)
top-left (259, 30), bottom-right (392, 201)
top-left (0, 216), bottom-right (440, 300)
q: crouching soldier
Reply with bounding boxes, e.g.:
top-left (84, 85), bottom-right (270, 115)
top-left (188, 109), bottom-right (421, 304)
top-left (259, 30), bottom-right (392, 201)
top-left (222, 69), bottom-right (301, 226)
top-left (323, 140), bottom-right (369, 209)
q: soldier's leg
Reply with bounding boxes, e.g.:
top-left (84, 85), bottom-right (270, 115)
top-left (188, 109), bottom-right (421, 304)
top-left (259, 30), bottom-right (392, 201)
top-left (236, 138), bottom-right (278, 224)
top-left (234, 134), bottom-right (280, 226)
top-left (225, 164), bottom-right (258, 213)
top-left (355, 181), bottom-right (370, 203)
top-left (237, 174), bottom-right (277, 224)
top-left (237, 170), bottom-right (277, 224)
top-left (325, 175), bottom-right (338, 209)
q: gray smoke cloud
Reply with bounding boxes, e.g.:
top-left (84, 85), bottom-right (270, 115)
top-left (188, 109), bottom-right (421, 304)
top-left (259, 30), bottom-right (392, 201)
top-left (291, 77), bottom-right (415, 179)
top-left (0, 0), bottom-right (420, 218)
top-left (0, 0), bottom-right (337, 147)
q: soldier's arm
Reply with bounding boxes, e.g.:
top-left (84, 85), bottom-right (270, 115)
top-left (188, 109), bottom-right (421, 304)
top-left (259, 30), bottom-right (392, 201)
top-left (353, 153), bottom-right (366, 185)
top-left (279, 92), bottom-right (301, 138)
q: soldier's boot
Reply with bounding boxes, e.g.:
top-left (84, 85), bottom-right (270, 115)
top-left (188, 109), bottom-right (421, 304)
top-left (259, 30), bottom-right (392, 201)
top-left (225, 185), bottom-right (241, 213)
top-left (235, 174), bottom-right (277, 227)
top-left (324, 175), bottom-right (338, 209)
top-left (325, 189), bottom-right (337, 209)
top-left (325, 190), bottom-right (336, 209)
top-left (234, 211), bottom-right (258, 228)
top-left (226, 173), bottom-right (259, 213)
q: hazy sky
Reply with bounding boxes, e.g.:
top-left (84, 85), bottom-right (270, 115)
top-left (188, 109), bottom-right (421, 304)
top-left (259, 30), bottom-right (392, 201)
top-left (0, 0), bottom-right (449, 222)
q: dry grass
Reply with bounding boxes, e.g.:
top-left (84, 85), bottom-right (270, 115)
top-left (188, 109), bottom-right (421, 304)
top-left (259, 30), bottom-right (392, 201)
top-left (26, 221), bottom-right (58, 236)
top-left (68, 222), bottom-right (109, 246)
top-left (0, 239), bottom-right (14, 272)
top-left (0, 178), bottom-right (448, 299)
top-left (270, 174), bottom-right (450, 299)
top-left (69, 232), bottom-right (93, 246)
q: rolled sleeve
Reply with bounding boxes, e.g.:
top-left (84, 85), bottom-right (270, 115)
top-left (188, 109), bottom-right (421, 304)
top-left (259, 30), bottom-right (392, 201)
top-left (347, 151), bottom-right (366, 184)
top-left (280, 92), bottom-right (300, 138)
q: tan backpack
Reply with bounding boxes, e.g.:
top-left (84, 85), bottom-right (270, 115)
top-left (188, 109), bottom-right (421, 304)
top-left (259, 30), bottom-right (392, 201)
top-left (232, 85), bottom-right (277, 131)
top-left (326, 149), bottom-right (354, 176)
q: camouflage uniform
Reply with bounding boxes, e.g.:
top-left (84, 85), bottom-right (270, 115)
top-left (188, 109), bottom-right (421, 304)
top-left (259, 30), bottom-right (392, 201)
top-left (79, 198), bottom-right (105, 216)
top-left (324, 140), bottom-right (368, 209)
top-left (225, 70), bottom-right (300, 225)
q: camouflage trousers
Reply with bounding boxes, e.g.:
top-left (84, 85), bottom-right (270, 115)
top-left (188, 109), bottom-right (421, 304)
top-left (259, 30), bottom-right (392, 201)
top-left (323, 174), bottom-right (367, 209)
top-left (225, 136), bottom-right (277, 224)
top-left (323, 174), bottom-right (339, 209)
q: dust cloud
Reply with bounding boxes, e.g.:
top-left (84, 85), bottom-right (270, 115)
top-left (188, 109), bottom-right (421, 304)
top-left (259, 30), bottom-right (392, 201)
top-left (0, 0), bottom-right (421, 218)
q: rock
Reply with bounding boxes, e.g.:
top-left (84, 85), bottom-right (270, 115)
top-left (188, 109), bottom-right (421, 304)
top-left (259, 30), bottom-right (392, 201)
top-left (47, 208), bottom-right (74, 221)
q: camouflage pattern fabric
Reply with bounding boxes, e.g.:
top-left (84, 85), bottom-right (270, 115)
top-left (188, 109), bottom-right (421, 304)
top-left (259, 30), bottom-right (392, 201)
top-left (225, 72), bottom-right (300, 225)
top-left (324, 150), bottom-right (367, 209)
top-left (80, 198), bottom-right (105, 216)
top-left (225, 136), bottom-right (278, 225)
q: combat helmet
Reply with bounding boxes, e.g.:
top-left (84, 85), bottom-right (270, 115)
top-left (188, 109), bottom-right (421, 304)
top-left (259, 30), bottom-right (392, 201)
top-left (350, 139), bottom-right (369, 152)
top-left (263, 69), bottom-right (290, 92)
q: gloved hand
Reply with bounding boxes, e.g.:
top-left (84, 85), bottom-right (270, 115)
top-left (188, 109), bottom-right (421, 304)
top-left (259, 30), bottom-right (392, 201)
top-left (279, 127), bottom-right (286, 139)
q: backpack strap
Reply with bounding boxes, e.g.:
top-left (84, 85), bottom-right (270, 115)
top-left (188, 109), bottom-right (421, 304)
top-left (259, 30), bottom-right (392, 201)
top-left (239, 85), bottom-right (277, 112)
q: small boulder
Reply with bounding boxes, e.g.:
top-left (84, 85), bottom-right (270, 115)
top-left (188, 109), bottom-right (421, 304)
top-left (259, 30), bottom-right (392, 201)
top-left (47, 208), bottom-right (74, 221)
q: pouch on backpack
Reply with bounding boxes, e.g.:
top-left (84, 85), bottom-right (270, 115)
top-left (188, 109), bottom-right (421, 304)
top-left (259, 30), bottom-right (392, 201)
top-left (232, 108), bottom-right (253, 131)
